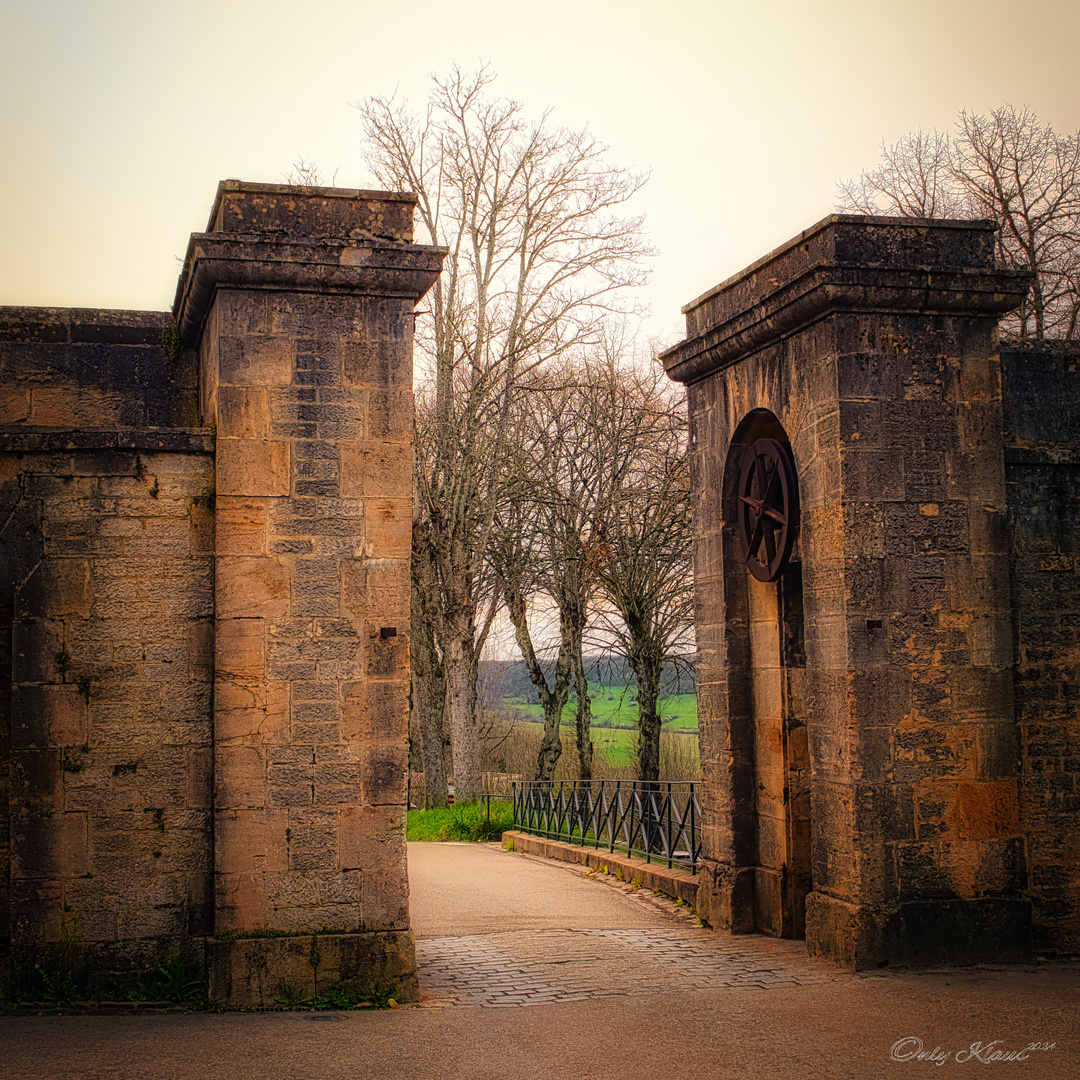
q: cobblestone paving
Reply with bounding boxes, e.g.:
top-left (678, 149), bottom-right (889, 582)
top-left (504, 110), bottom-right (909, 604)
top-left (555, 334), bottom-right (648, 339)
top-left (416, 926), bottom-right (843, 1008)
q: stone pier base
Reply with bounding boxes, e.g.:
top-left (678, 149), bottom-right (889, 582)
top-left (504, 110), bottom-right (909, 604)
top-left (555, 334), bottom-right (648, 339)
top-left (805, 892), bottom-right (1033, 971)
top-left (206, 930), bottom-right (418, 1008)
top-left (691, 859), bottom-right (756, 935)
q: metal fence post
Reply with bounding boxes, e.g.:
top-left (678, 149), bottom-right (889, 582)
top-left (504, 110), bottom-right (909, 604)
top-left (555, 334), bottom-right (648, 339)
top-left (693, 782), bottom-right (698, 871)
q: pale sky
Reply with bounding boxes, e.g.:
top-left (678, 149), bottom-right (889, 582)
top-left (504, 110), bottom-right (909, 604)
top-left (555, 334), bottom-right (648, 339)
top-left (1, 0), bottom-right (1078, 348)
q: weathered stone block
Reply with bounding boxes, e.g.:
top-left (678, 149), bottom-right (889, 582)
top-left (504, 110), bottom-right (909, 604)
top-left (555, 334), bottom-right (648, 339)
top-left (214, 496), bottom-right (267, 555)
top-left (19, 558), bottom-right (91, 618)
top-left (340, 441), bottom-right (412, 499)
top-left (215, 745), bottom-right (268, 809)
top-left (216, 556), bottom-right (290, 620)
top-left (217, 386), bottom-right (270, 439)
top-left (216, 440), bottom-right (289, 497)
top-left (216, 681), bottom-right (289, 745)
top-left (215, 809), bottom-right (290, 874)
top-left (342, 679), bottom-right (407, 743)
top-left (11, 684), bottom-right (87, 748)
top-left (363, 498), bottom-right (410, 558)
top-left (11, 813), bottom-right (89, 879)
top-left (0, 386), bottom-right (31, 422)
top-left (219, 337), bottom-right (295, 386)
top-left (215, 618), bottom-right (266, 681)
top-left (211, 182), bottom-right (416, 243)
top-left (362, 866), bottom-right (409, 931)
top-left (11, 618), bottom-right (63, 684)
top-left (30, 388), bottom-right (135, 428)
top-left (339, 805), bottom-right (405, 871)
top-left (214, 871), bottom-right (268, 933)
top-left (354, 743), bottom-right (405, 809)
top-left (365, 388), bottom-right (413, 439)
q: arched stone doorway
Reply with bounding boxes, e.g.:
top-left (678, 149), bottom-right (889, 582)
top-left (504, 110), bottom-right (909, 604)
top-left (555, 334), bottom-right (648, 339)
top-left (723, 410), bottom-right (811, 939)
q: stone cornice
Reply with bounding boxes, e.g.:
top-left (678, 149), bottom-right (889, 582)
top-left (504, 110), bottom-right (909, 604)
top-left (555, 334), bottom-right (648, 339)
top-left (661, 215), bottom-right (1033, 386)
top-left (173, 233), bottom-right (448, 348)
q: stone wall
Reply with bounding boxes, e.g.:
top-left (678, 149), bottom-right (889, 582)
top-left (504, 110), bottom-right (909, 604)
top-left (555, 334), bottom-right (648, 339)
top-left (0, 182), bottom-right (444, 1004)
top-left (1002, 341), bottom-right (1080, 955)
top-left (663, 215), bottom-right (1042, 970)
top-left (0, 307), bottom-right (214, 982)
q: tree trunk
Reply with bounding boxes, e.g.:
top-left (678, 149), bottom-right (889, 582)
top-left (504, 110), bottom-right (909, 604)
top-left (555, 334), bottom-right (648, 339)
top-left (536, 697), bottom-right (564, 781)
top-left (444, 637), bottom-right (482, 802)
top-left (635, 680), bottom-right (661, 783)
top-left (502, 578), bottom-right (573, 782)
top-left (629, 646), bottom-right (664, 783)
top-left (572, 647), bottom-right (593, 782)
top-left (410, 570), bottom-right (449, 809)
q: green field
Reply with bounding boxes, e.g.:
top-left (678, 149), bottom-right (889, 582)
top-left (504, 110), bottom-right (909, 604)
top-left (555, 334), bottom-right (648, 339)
top-left (503, 685), bottom-right (698, 769)
top-left (508, 686), bottom-right (698, 732)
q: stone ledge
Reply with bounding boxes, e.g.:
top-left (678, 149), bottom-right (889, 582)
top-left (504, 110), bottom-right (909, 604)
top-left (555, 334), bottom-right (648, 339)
top-left (0, 306), bottom-right (171, 344)
top-left (502, 831), bottom-right (699, 908)
top-left (208, 180), bottom-right (419, 240)
top-left (0, 428), bottom-right (214, 453)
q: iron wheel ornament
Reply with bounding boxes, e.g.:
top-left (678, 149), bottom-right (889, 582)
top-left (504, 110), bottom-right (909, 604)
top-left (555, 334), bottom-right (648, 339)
top-left (736, 438), bottom-right (799, 582)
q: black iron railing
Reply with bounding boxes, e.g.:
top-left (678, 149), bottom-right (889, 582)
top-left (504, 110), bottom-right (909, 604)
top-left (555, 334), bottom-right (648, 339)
top-left (512, 779), bottom-right (701, 873)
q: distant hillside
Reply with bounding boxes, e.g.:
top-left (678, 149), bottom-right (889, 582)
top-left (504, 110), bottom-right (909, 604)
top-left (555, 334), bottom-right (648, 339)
top-left (479, 655), bottom-right (696, 706)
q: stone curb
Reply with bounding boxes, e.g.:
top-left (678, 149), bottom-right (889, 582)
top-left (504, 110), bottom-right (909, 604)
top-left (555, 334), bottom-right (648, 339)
top-left (501, 831), bottom-right (699, 909)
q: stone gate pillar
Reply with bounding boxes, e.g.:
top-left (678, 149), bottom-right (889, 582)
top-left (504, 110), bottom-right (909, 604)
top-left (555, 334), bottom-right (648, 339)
top-left (663, 215), bottom-right (1033, 969)
top-left (174, 181), bottom-right (444, 1004)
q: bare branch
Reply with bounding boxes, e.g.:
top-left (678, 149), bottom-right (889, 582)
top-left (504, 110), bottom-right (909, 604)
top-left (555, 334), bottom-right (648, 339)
top-left (837, 105), bottom-right (1080, 341)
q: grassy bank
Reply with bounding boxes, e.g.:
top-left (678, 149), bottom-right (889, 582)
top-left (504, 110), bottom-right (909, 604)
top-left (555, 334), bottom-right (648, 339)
top-left (406, 800), bottom-right (514, 842)
top-left (478, 721), bottom-right (701, 779)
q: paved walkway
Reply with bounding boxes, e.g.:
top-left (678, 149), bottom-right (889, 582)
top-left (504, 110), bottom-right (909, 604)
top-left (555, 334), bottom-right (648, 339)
top-left (410, 842), bottom-right (840, 1007)
top-left (1, 841), bottom-right (1077, 1080)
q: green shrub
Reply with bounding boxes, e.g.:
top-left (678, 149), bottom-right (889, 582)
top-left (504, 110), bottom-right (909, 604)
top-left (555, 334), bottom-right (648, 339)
top-left (407, 801), bottom-right (514, 842)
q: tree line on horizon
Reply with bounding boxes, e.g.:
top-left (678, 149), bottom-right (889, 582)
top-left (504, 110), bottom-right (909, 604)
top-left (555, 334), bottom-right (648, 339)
top-left (476, 654), bottom-right (697, 708)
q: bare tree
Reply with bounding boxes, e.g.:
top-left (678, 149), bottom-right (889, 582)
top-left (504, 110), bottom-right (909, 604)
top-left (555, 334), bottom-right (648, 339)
top-left (837, 128), bottom-right (963, 218)
top-left (838, 105), bottom-right (1080, 340)
top-left (490, 353), bottom-right (643, 781)
top-left (591, 366), bottom-right (694, 784)
top-left (356, 67), bottom-right (652, 800)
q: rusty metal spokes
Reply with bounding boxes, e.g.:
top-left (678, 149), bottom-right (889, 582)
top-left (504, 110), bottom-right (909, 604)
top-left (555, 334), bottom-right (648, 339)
top-left (736, 437), bottom-right (799, 582)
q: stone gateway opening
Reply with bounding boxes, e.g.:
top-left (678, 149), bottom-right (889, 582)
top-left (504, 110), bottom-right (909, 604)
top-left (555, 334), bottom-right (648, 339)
top-left (720, 411), bottom-right (811, 939)
top-left (3, 193), bottom-right (1078, 996)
